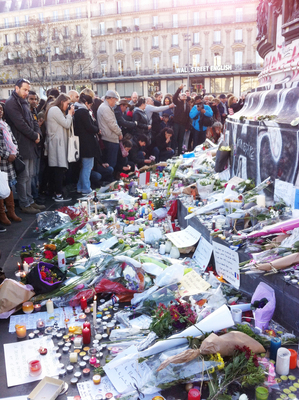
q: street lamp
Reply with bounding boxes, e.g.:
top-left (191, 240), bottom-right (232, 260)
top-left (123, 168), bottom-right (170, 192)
top-left (184, 12), bottom-right (191, 91)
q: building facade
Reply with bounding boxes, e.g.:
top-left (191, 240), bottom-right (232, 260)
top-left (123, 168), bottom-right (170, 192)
top-left (0, 0), bottom-right (262, 99)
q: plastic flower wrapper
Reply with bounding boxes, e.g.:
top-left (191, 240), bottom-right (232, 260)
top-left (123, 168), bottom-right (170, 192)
top-left (135, 284), bottom-right (179, 312)
top-left (37, 211), bottom-right (72, 232)
top-left (243, 176), bottom-right (273, 203)
top-left (251, 282), bottom-right (276, 330)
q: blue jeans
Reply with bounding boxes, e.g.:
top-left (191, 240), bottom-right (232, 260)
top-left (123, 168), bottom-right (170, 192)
top-left (173, 122), bottom-right (186, 155)
top-left (103, 141), bottom-right (119, 168)
top-left (152, 147), bottom-right (174, 163)
top-left (77, 157), bottom-right (94, 193)
top-left (16, 158), bottom-right (34, 208)
top-left (91, 165), bottom-right (114, 187)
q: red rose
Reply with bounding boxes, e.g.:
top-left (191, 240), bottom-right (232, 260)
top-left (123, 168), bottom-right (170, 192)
top-left (44, 250), bottom-right (54, 260)
top-left (66, 237), bottom-right (75, 245)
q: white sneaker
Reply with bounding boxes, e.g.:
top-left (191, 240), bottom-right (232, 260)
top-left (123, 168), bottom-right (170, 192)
top-left (54, 195), bottom-right (72, 202)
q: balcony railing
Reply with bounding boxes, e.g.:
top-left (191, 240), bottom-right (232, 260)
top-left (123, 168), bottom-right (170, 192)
top-left (3, 42), bottom-right (9, 46)
top-left (151, 45), bottom-right (159, 49)
top-left (52, 52), bottom-right (85, 61)
top-left (133, 47), bottom-right (141, 50)
top-left (116, 48), bottom-right (123, 52)
top-left (213, 40), bottom-right (221, 44)
top-left (99, 50), bottom-right (106, 53)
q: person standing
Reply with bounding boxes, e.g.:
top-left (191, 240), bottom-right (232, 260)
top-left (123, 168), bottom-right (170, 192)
top-left (133, 98), bottom-right (151, 138)
top-left (129, 91), bottom-right (138, 106)
top-left (172, 84), bottom-right (190, 155)
top-left (5, 79), bottom-right (42, 214)
top-left (189, 96), bottom-right (213, 148)
top-left (97, 90), bottom-right (123, 168)
top-left (67, 90), bottom-right (79, 104)
top-left (45, 93), bottom-right (74, 202)
top-left (114, 99), bottom-right (136, 136)
top-left (218, 94), bottom-right (228, 125)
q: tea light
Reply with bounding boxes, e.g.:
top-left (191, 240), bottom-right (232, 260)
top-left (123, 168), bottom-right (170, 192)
top-left (39, 347), bottom-right (47, 355)
top-left (79, 313), bottom-right (87, 321)
top-left (83, 346), bottom-right (90, 352)
top-left (22, 302), bottom-right (34, 314)
top-left (28, 332), bottom-right (35, 339)
top-left (83, 355), bottom-right (89, 362)
top-left (15, 324), bottom-right (26, 339)
top-left (15, 270), bottom-right (27, 281)
top-left (74, 371), bottom-right (82, 379)
top-left (85, 307), bottom-right (91, 314)
top-left (89, 357), bottom-right (97, 365)
top-left (80, 351), bottom-right (87, 358)
top-left (79, 361), bottom-right (87, 369)
top-left (65, 342), bottom-right (72, 348)
top-left (36, 319), bottom-right (45, 330)
top-left (66, 365), bottom-right (74, 374)
top-left (59, 369), bottom-right (66, 377)
top-left (70, 378), bottom-right (78, 385)
top-left (69, 352), bottom-right (78, 363)
top-left (62, 347), bottom-right (69, 353)
top-left (57, 341), bottom-right (64, 348)
top-left (83, 368), bottom-right (90, 376)
top-left (74, 349), bottom-right (80, 354)
top-left (33, 330), bottom-right (40, 336)
top-left (102, 333), bottom-right (108, 340)
top-left (93, 374), bottom-right (101, 385)
top-left (56, 332), bottom-right (63, 339)
top-left (28, 358), bottom-right (42, 377)
top-left (34, 304), bottom-right (41, 312)
top-left (55, 353), bottom-right (62, 360)
top-left (95, 334), bottom-right (102, 340)
top-left (68, 326), bottom-right (76, 334)
top-left (63, 335), bottom-right (69, 340)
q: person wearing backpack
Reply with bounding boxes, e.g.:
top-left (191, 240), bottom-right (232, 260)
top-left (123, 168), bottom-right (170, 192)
top-left (189, 96), bottom-right (213, 149)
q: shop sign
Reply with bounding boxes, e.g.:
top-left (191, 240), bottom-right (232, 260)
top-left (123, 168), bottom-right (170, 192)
top-left (175, 65), bottom-right (232, 73)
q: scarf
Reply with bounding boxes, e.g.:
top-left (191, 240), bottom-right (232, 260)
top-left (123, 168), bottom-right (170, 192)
top-left (0, 119), bottom-right (18, 155)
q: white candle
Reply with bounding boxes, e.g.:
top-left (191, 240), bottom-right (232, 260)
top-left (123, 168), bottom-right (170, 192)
top-left (87, 199), bottom-right (91, 215)
top-left (23, 262), bottom-right (29, 272)
top-left (74, 337), bottom-right (83, 348)
top-left (46, 299), bottom-right (54, 314)
top-left (69, 352), bottom-right (78, 363)
top-left (81, 201), bottom-right (88, 211)
top-left (58, 251), bottom-right (66, 270)
top-left (93, 295), bottom-right (97, 326)
top-left (276, 348), bottom-right (291, 375)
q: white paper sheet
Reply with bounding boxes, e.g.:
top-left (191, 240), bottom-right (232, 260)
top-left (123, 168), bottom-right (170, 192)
top-left (274, 179), bottom-right (295, 206)
top-left (213, 241), bottom-right (240, 289)
top-left (192, 236), bottom-right (213, 269)
top-left (130, 315), bottom-right (152, 329)
top-left (178, 270), bottom-right (211, 297)
top-left (166, 226), bottom-right (201, 248)
top-left (77, 377), bottom-right (119, 400)
top-left (4, 337), bottom-right (60, 387)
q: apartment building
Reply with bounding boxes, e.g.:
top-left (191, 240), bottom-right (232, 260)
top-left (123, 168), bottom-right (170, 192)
top-left (0, 0), bottom-right (262, 98)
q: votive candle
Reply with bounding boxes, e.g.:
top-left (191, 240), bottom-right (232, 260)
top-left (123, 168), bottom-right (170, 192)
top-left (46, 299), bottom-right (54, 314)
top-left (288, 349), bottom-right (297, 369)
top-left (22, 301), bottom-right (34, 314)
top-left (15, 323), bottom-right (26, 339)
top-left (80, 296), bottom-right (87, 311)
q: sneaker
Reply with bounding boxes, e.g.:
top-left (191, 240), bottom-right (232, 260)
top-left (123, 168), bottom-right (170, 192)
top-left (19, 206), bottom-right (39, 214)
top-left (54, 195), bottom-right (72, 202)
top-left (0, 224), bottom-right (6, 233)
top-left (31, 202), bottom-right (46, 210)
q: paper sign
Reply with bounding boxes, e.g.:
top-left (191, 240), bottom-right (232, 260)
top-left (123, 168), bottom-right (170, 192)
top-left (274, 179), bottom-right (294, 206)
top-left (216, 168), bottom-right (231, 181)
top-left (213, 241), bottom-right (240, 289)
top-left (166, 226), bottom-right (201, 248)
top-left (178, 270), bottom-right (211, 297)
top-left (227, 176), bottom-right (244, 186)
top-left (139, 171), bottom-right (151, 186)
top-left (77, 376), bottom-right (119, 400)
top-left (192, 236), bottom-right (213, 269)
top-left (104, 346), bottom-right (151, 393)
top-left (130, 315), bottom-right (152, 329)
top-left (4, 337), bottom-right (60, 387)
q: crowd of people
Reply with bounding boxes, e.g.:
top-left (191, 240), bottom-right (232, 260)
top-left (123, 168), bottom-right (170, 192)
top-left (0, 78), bottom-right (245, 232)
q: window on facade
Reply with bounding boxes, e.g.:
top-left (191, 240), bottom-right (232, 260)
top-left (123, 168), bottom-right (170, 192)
top-left (194, 12), bottom-right (199, 26)
top-left (153, 56), bottom-right (159, 73)
top-left (76, 8), bottom-right (81, 18)
top-left (235, 29), bottom-right (242, 42)
top-left (117, 59), bottom-right (124, 75)
top-left (78, 44), bottom-right (82, 53)
top-left (64, 9), bottom-right (70, 20)
top-left (56, 66), bottom-right (62, 75)
top-left (100, 41), bottom-right (106, 52)
top-left (99, 22), bottom-right (105, 34)
top-left (214, 53), bottom-right (221, 66)
top-left (97, 83), bottom-right (108, 96)
top-left (173, 0), bottom-right (177, 6)
top-left (153, 0), bottom-right (158, 9)
top-left (192, 53), bottom-right (200, 67)
top-left (101, 63), bottom-right (107, 76)
top-left (167, 79), bottom-right (183, 93)
top-left (117, 1), bottom-right (121, 14)
top-left (4, 34), bottom-right (8, 45)
top-left (134, 59), bottom-right (141, 74)
top-left (117, 19), bottom-right (122, 29)
top-left (15, 16), bottom-right (19, 27)
top-left (27, 50), bottom-right (31, 57)
top-left (210, 77), bottom-right (233, 94)
top-left (134, 18), bottom-right (139, 28)
top-left (116, 39), bottom-right (123, 51)
top-left (39, 13), bottom-right (43, 22)
top-left (235, 51), bottom-right (243, 67)
top-left (152, 35), bottom-right (159, 48)
top-left (173, 14), bottom-right (178, 28)
top-left (64, 27), bottom-right (69, 38)
top-left (153, 16), bottom-right (158, 27)
top-left (4, 18), bottom-right (9, 28)
top-left (24, 15), bottom-right (29, 24)
top-left (172, 34), bottom-right (178, 46)
top-left (15, 33), bottom-right (20, 44)
top-left (116, 82), bottom-right (143, 97)
top-left (256, 51), bottom-right (264, 68)
top-left (213, 30), bottom-right (221, 43)
top-left (55, 47), bottom-right (60, 55)
top-left (172, 55), bottom-right (179, 72)
top-left (134, 37), bottom-right (140, 49)
top-left (76, 25), bottom-right (81, 35)
top-left (26, 32), bottom-right (30, 42)
top-left (214, 10), bottom-right (221, 24)
top-left (193, 32), bottom-right (199, 44)
top-left (236, 8), bottom-right (243, 22)
top-left (100, 3), bottom-right (105, 15)
top-left (53, 10), bottom-right (58, 21)
top-left (241, 76), bottom-right (259, 93)
top-left (135, 0), bottom-right (139, 12)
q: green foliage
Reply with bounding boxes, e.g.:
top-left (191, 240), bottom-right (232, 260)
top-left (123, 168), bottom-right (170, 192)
top-left (232, 324), bottom-right (270, 348)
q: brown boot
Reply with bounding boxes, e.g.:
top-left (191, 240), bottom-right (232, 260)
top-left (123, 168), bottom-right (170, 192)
top-left (5, 191), bottom-right (22, 222)
top-left (0, 199), bottom-right (11, 225)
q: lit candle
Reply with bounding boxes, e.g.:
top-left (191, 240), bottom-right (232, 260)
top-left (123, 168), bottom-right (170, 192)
top-left (17, 262), bottom-right (21, 271)
top-left (34, 304), bottom-right (41, 313)
top-left (80, 296), bottom-right (87, 311)
top-left (15, 323), bottom-right (26, 339)
top-left (68, 326), bottom-right (76, 334)
top-left (22, 301), bottom-right (34, 314)
top-left (79, 313), bottom-right (87, 321)
top-left (89, 356), bottom-right (97, 365)
top-left (28, 358), bottom-right (42, 376)
top-left (83, 321), bottom-right (91, 330)
top-left (46, 299), bottom-right (54, 314)
top-left (93, 374), bottom-right (101, 385)
top-left (36, 319), bottom-right (45, 330)
top-left (93, 295), bottom-right (97, 327)
top-left (69, 352), bottom-right (78, 363)
top-left (82, 327), bottom-right (91, 345)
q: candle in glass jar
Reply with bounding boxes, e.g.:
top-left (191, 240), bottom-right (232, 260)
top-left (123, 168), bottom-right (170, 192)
top-left (15, 324), bottom-right (26, 338)
top-left (22, 301), bottom-right (34, 314)
top-left (34, 304), bottom-right (41, 313)
top-left (28, 359), bottom-right (42, 376)
top-left (23, 261), bottom-right (29, 272)
top-left (46, 299), bottom-right (54, 314)
top-left (36, 319), bottom-right (45, 330)
top-left (80, 296), bottom-right (87, 311)
top-left (82, 327), bottom-right (91, 345)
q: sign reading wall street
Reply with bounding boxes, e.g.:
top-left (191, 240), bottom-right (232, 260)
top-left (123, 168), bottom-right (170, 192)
top-left (175, 64), bottom-right (233, 73)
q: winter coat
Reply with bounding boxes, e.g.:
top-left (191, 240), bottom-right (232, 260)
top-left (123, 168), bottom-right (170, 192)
top-left (46, 106), bottom-right (72, 169)
top-left (5, 91), bottom-right (40, 159)
top-left (133, 108), bottom-right (149, 136)
top-left (155, 132), bottom-right (171, 151)
top-left (114, 105), bottom-right (136, 135)
top-left (97, 100), bottom-right (122, 144)
top-left (189, 104), bottom-right (213, 132)
top-left (218, 101), bottom-right (228, 124)
top-left (73, 104), bottom-right (99, 158)
top-left (230, 99), bottom-right (244, 113)
top-left (128, 137), bottom-right (146, 168)
top-left (172, 87), bottom-right (190, 127)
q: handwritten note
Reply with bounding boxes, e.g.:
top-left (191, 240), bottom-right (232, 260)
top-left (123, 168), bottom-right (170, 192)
top-left (274, 179), bottom-right (294, 206)
top-left (166, 226), bottom-right (201, 248)
top-left (192, 236), bottom-right (213, 270)
top-left (104, 346), bottom-right (151, 393)
top-left (77, 377), bottom-right (119, 400)
top-left (4, 337), bottom-right (60, 387)
top-left (178, 270), bottom-right (211, 297)
top-left (213, 241), bottom-right (240, 289)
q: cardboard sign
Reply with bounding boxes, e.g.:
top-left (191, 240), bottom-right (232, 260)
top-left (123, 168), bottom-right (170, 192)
top-left (213, 241), bottom-right (240, 289)
top-left (166, 226), bottom-right (201, 248)
top-left (192, 236), bottom-right (213, 270)
top-left (178, 270), bottom-right (211, 297)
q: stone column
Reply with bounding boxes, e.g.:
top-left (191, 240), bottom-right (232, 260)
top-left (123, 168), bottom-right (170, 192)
top-left (204, 31), bottom-right (209, 65)
top-left (162, 34), bottom-right (167, 69)
top-left (108, 40), bottom-right (113, 72)
top-left (143, 37), bottom-right (148, 71)
top-left (246, 28), bottom-right (253, 65)
top-left (125, 38), bottom-right (131, 70)
top-left (225, 30), bottom-right (231, 64)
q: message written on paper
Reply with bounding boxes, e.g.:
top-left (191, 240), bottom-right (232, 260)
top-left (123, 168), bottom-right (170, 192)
top-left (4, 337), bottom-right (59, 387)
top-left (274, 179), bottom-right (295, 207)
top-left (192, 236), bottom-right (213, 270)
top-left (213, 241), bottom-right (240, 289)
top-left (166, 225), bottom-right (201, 248)
top-left (130, 314), bottom-right (153, 329)
top-left (178, 270), bottom-right (211, 297)
top-left (77, 376), bottom-right (119, 400)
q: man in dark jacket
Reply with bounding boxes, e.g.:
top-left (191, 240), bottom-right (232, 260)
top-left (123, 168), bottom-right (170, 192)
top-left (218, 94), bottom-right (228, 125)
top-left (152, 128), bottom-right (175, 162)
top-left (128, 135), bottom-right (152, 168)
top-left (172, 84), bottom-right (190, 155)
top-left (5, 79), bottom-right (42, 214)
top-left (114, 99), bottom-right (137, 136)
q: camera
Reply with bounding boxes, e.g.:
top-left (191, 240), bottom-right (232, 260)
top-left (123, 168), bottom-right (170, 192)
top-left (196, 103), bottom-right (203, 109)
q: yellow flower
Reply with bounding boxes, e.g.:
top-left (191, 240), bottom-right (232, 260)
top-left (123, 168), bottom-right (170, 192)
top-left (208, 366), bottom-right (215, 374)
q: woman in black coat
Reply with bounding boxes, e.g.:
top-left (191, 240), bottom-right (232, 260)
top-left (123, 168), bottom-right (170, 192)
top-left (132, 98), bottom-right (151, 137)
top-left (74, 93), bottom-right (99, 194)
